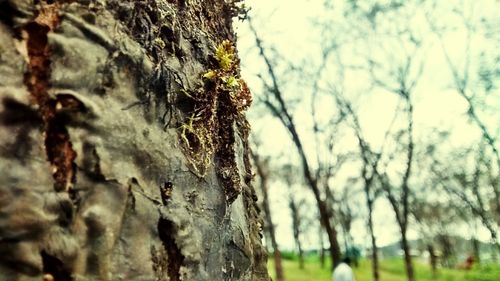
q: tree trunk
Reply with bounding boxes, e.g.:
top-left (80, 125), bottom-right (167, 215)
top-left (0, 1), bottom-right (269, 280)
top-left (289, 196), bottom-right (304, 269)
top-left (287, 121), bottom-right (341, 269)
top-left (252, 153), bottom-right (285, 281)
top-left (249, 21), bottom-right (341, 270)
top-left (401, 230), bottom-right (416, 281)
top-left (367, 201), bottom-right (380, 281)
top-left (342, 227), bottom-right (349, 252)
top-left (399, 95), bottom-right (415, 281)
top-left (472, 237), bottom-right (480, 264)
top-left (297, 239), bottom-right (305, 270)
top-left (318, 199), bottom-right (342, 269)
top-left (428, 244), bottom-right (437, 280)
top-left (319, 225), bottom-right (326, 269)
top-left (491, 242), bottom-right (498, 263)
top-left (438, 234), bottom-right (454, 267)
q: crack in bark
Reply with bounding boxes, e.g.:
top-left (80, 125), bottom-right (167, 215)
top-left (40, 251), bottom-right (72, 281)
top-left (22, 3), bottom-right (78, 278)
top-left (157, 183), bottom-right (184, 281)
top-left (23, 3), bottom-right (77, 194)
top-left (23, 3), bottom-right (76, 281)
top-left (157, 218), bottom-right (185, 281)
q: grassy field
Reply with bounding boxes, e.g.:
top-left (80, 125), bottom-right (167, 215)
top-left (267, 256), bottom-right (500, 281)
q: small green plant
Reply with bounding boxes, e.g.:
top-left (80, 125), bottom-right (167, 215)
top-left (179, 113), bottom-right (201, 148)
top-left (215, 40), bottom-right (235, 71)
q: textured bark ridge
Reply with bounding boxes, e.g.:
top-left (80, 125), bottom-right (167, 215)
top-left (0, 1), bottom-right (269, 280)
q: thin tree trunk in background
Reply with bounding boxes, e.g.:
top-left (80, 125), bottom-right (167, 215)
top-left (368, 200), bottom-right (380, 281)
top-left (297, 238), bottom-right (305, 270)
top-left (428, 244), bottom-right (437, 280)
top-left (336, 93), bottom-right (384, 281)
top-left (402, 98), bottom-right (416, 281)
top-left (252, 153), bottom-right (285, 281)
top-left (364, 171), bottom-right (380, 281)
top-left (319, 198), bottom-right (342, 269)
top-left (438, 234), bottom-right (454, 267)
top-left (319, 225), bottom-right (326, 269)
top-left (401, 230), bottom-right (416, 281)
top-left (472, 238), bottom-right (480, 264)
top-left (289, 196), bottom-right (304, 269)
top-left (385, 179), bottom-right (416, 281)
top-left (0, 1), bottom-right (269, 280)
top-left (491, 244), bottom-right (498, 262)
top-left (343, 228), bottom-right (349, 252)
top-left (272, 94), bottom-right (342, 270)
top-left (248, 20), bottom-right (342, 269)
top-left (379, 94), bottom-right (415, 281)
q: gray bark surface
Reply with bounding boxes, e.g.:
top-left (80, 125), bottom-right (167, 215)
top-left (0, 1), bottom-right (269, 280)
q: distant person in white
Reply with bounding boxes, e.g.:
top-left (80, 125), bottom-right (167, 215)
top-left (332, 257), bottom-right (355, 281)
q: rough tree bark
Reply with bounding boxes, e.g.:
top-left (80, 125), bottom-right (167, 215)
top-left (251, 152), bottom-right (284, 281)
top-left (0, 1), bottom-right (269, 280)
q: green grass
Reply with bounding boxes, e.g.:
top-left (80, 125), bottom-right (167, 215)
top-left (267, 256), bottom-right (500, 281)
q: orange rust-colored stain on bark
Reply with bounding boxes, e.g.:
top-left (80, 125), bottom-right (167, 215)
top-left (24, 2), bottom-right (77, 193)
top-left (25, 3), bottom-right (59, 107)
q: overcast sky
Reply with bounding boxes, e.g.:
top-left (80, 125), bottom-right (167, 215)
top-left (235, 0), bottom-right (499, 251)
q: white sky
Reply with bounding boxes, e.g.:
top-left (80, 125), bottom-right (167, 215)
top-left (235, 0), bottom-right (499, 252)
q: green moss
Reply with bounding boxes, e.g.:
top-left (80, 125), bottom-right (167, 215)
top-left (215, 40), bottom-right (235, 71)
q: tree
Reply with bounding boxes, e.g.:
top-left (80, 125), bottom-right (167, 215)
top-left (425, 1), bottom-right (500, 223)
top-left (288, 194), bottom-right (305, 270)
top-left (248, 17), bottom-right (343, 269)
top-left (252, 151), bottom-right (285, 281)
top-left (337, 187), bottom-right (355, 254)
top-left (426, 0), bottom-right (500, 171)
top-left (430, 144), bottom-right (500, 248)
top-left (379, 93), bottom-right (417, 281)
top-left (417, 130), bottom-right (499, 265)
top-left (0, 1), bottom-right (269, 280)
top-left (316, 1), bottom-right (426, 279)
top-left (410, 190), bottom-right (459, 276)
top-left (281, 164), bottom-right (306, 270)
top-left (332, 93), bottom-right (398, 281)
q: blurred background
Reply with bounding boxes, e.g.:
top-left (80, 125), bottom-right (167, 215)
top-left (233, 0), bottom-right (499, 280)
